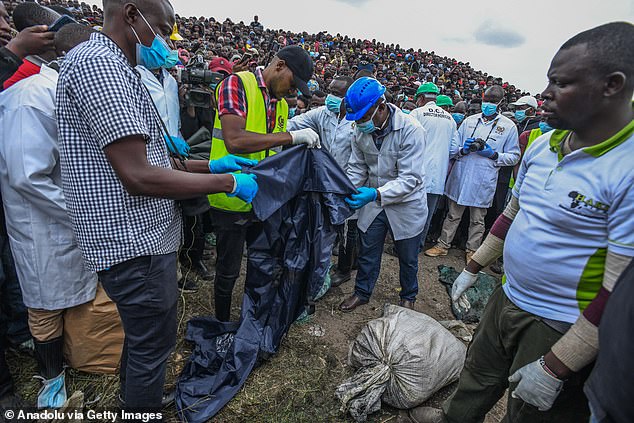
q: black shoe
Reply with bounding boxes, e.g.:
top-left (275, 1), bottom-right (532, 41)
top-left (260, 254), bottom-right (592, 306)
top-left (192, 261), bottom-right (213, 281)
top-left (117, 390), bottom-right (175, 410)
top-left (330, 271), bottom-right (351, 288)
top-left (178, 277), bottom-right (199, 293)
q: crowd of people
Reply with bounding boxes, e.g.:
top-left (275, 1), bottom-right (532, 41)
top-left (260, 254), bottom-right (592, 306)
top-left (0, 1), bottom-right (632, 423)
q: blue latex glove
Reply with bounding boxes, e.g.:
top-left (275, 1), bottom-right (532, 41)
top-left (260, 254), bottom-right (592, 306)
top-left (477, 143), bottom-right (496, 158)
top-left (164, 134), bottom-right (190, 157)
top-left (461, 137), bottom-right (476, 155)
top-left (228, 173), bottom-right (258, 203)
top-left (209, 155), bottom-right (258, 174)
top-left (345, 187), bottom-right (378, 210)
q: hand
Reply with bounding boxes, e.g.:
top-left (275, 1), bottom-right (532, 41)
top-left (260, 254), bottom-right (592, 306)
top-left (477, 143), bottom-right (496, 158)
top-left (228, 173), bottom-right (258, 203)
top-left (461, 137), bottom-right (476, 155)
top-left (209, 155), bottom-right (258, 174)
top-left (289, 128), bottom-right (321, 149)
top-left (509, 359), bottom-right (564, 411)
top-left (164, 135), bottom-right (190, 157)
top-left (451, 269), bottom-right (478, 302)
top-left (5, 25), bottom-right (54, 59)
top-left (345, 187), bottom-right (377, 210)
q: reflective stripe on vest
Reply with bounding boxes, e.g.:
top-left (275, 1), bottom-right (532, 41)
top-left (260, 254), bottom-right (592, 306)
top-left (208, 71), bottom-right (288, 212)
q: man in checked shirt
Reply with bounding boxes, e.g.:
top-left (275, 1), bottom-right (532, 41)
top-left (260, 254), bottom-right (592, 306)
top-left (55, 0), bottom-right (257, 414)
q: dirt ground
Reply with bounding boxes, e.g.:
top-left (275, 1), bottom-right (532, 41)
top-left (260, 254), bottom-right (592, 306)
top-left (7, 244), bottom-right (506, 423)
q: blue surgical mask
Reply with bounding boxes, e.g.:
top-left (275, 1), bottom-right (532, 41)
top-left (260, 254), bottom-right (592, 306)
top-left (539, 121), bottom-right (553, 134)
top-left (357, 106), bottom-right (380, 134)
top-left (402, 109), bottom-right (411, 114)
top-left (514, 110), bottom-right (527, 122)
top-left (325, 94), bottom-right (342, 113)
top-left (452, 112), bottom-right (465, 125)
top-left (481, 101), bottom-right (498, 117)
top-left (130, 11), bottom-right (178, 70)
top-left (288, 107), bottom-right (297, 118)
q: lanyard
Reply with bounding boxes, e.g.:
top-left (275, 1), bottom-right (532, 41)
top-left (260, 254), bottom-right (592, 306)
top-left (470, 117), bottom-right (499, 143)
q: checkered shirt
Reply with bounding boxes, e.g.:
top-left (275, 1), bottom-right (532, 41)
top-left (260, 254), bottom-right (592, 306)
top-left (56, 32), bottom-right (181, 272)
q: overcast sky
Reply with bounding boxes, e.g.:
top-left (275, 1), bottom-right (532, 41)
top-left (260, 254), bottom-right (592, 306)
top-left (93, 0), bottom-right (634, 94)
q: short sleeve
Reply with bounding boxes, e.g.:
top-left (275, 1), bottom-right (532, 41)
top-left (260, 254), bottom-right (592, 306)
top-left (607, 176), bottom-right (634, 256)
top-left (64, 57), bottom-right (151, 149)
top-left (216, 74), bottom-right (247, 119)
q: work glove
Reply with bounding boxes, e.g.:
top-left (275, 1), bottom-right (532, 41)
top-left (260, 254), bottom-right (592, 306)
top-left (209, 155), bottom-right (258, 174)
top-left (165, 134), bottom-right (190, 157)
top-left (289, 128), bottom-right (321, 149)
top-left (451, 269), bottom-right (478, 302)
top-left (228, 173), bottom-right (258, 203)
top-left (477, 143), bottom-right (496, 158)
top-left (461, 137), bottom-right (476, 155)
top-left (509, 359), bottom-right (564, 411)
top-left (345, 187), bottom-right (377, 210)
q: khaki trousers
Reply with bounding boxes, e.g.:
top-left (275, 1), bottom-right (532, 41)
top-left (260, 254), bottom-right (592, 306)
top-left (27, 308), bottom-right (65, 341)
top-left (437, 199), bottom-right (487, 252)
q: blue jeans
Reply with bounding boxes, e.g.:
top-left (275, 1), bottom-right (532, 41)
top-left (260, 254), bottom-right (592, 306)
top-left (420, 193), bottom-right (441, 250)
top-left (354, 211), bottom-right (422, 302)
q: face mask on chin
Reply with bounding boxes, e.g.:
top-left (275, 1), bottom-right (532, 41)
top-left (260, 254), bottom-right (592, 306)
top-left (357, 105), bottom-right (380, 134)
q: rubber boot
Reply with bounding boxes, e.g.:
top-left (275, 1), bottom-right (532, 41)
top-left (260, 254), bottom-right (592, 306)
top-left (34, 337), bottom-right (66, 409)
top-left (214, 294), bottom-right (232, 322)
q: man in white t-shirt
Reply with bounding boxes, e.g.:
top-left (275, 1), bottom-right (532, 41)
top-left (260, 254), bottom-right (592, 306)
top-left (410, 21), bottom-right (634, 423)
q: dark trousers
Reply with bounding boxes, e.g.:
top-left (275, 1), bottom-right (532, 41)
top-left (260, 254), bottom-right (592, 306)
top-left (99, 253), bottom-right (178, 410)
top-left (210, 209), bottom-right (261, 319)
top-left (354, 211), bottom-right (422, 302)
top-left (420, 193), bottom-right (441, 249)
top-left (0, 233), bottom-right (29, 346)
top-left (180, 214), bottom-right (205, 265)
top-left (443, 285), bottom-right (591, 423)
top-left (336, 219), bottom-right (359, 274)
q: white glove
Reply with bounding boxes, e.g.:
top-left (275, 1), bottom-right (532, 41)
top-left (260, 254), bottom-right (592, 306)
top-left (289, 128), bottom-right (321, 149)
top-left (509, 358), bottom-right (564, 411)
top-left (451, 269), bottom-right (478, 302)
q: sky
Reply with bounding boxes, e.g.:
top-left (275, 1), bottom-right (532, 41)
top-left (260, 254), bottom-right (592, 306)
top-left (91, 0), bottom-right (633, 94)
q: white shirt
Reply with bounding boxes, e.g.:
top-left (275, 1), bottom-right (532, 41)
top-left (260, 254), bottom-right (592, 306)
top-left (137, 66), bottom-right (181, 138)
top-left (503, 126), bottom-right (634, 323)
top-left (409, 101), bottom-right (460, 195)
top-left (0, 64), bottom-right (97, 309)
top-left (444, 113), bottom-right (520, 208)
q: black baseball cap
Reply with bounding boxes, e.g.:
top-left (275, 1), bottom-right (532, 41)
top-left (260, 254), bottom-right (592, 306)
top-left (276, 46), bottom-right (314, 96)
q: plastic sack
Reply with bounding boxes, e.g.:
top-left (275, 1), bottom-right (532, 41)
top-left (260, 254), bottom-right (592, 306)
top-left (63, 283), bottom-right (124, 374)
top-left (336, 304), bottom-right (467, 422)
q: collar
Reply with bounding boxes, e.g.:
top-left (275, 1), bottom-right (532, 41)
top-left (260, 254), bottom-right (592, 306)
top-left (39, 63), bottom-right (59, 81)
top-left (549, 118), bottom-right (634, 160)
top-left (478, 113), bottom-right (499, 125)
top-left (92, 32), bottom-right (132, 68)
top-left (254, 67), bottom-right (277, 103)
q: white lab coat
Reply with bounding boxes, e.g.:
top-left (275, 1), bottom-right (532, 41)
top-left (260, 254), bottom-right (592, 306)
top-left (409, 101), bottom-right (460, 195)
top-left (444, 113), bottom-right (520, 208)
top-left (0, 65), bottom-right (97, 310)
top-left (137, 66), bottom-right (181, 137)
top-left (287, 105), bottom-right (355, 172)
top-left (347, 105), bottom-right (428, 240)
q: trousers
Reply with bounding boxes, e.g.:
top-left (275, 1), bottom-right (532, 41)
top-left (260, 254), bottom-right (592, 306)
top-left (437, 199), bottom-right (488, 252)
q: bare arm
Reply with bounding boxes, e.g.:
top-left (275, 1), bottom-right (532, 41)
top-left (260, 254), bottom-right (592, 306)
top-left (104, 136), bottom-right (233, 199)
top-left (220, 114), bottom-right (292, 154)
top-left (171, 158), bottom-right (211, 174)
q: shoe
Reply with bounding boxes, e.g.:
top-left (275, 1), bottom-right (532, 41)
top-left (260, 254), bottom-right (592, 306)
top-left (398, 299), bottom-right (415, 310)
top-left (465, 250), bottom-right (475, 264)
top-left (0, 392), bottom-right (24, 414)
top-left (339, 294), bottom-right (368, 312)
top-left (330, 271), bottom-right (351, 288)
top-left (425, 245), bottom-right (449, 257)
top-left (192, 261), bottom-right (213, 281)
top-left (407, 406), bottom-right (445, 423)
top-left (178, 277), bottom-right (199, 293)
top-left (117, 390), bottom-right (175, 410)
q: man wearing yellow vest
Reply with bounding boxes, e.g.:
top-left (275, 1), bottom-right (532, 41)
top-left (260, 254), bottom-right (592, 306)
top-left (209, 46), bottom-right (318, 321)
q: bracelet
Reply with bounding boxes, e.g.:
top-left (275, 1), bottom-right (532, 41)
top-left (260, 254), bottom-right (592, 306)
top-left (539, 356), bottom-right (563, 380)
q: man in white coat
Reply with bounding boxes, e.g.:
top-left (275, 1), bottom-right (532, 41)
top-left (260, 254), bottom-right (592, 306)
top-left (425, 85), bottom-right (519, 263)
top-left (287, 75), bottom-right (358, 287)
top-left (0, 24), bottom-right (96, 409)
top-left (409, 82), bottom-right (460, 248)
top-left (339, 77), bottom-right (427, 312)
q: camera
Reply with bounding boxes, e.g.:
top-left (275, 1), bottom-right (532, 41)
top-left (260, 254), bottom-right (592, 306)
top-left (468, 138), bottom-right (487, 152)
top-left (176, 55), bottom-right (225, 109)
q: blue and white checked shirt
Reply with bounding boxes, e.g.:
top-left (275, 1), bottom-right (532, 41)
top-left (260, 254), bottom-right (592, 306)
top-left (56, 32), bottom-right (181, 272)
